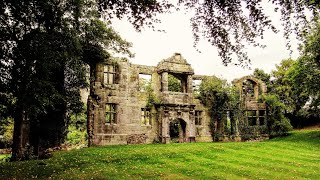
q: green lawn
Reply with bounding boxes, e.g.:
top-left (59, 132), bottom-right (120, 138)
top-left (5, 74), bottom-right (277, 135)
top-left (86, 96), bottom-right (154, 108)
top-left (1, 130), bottom-right (319, 179)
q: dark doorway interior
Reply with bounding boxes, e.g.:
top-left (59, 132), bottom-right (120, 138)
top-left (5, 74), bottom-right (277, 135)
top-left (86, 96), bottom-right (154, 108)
top-left (169, 119), bottom-right (186, 143)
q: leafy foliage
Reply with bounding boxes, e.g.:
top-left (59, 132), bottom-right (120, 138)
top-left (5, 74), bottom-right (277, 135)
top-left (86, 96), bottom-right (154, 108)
top-left (168, 74), bottom-right (182, 92)
top-left (0, 118), bottom-right (13, 149)
top-left (262, 94), bottom-right (293, 137)
top-left (0, 0), bottom-right (133, 161)
top-left (66, 109), bottom-right (87, 147)
top-left (302, 21), bottom-right (320, 68)
top-left (139, 77), bottom-right (159, 107)
top-left (177, 0), bottom-right (319, 66)
top-left (253, 68), bottom-right (271, 88)
top-left (198, 76), bottom-right (232, 138)
top-left (96, 0), bottom-right (320, 65)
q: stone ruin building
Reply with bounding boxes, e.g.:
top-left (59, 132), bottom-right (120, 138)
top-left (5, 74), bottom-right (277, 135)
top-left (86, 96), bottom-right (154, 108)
top-left (87, 53), bottom-right (268, 146)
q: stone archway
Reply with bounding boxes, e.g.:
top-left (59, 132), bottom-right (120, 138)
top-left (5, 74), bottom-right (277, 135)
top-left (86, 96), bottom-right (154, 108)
top-left (169, 118), bottom-right (187, 143)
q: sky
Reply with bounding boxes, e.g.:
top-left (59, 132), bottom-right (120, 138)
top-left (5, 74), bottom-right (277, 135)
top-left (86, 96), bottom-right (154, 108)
top-left (110, 3), bottom-right (300, 82)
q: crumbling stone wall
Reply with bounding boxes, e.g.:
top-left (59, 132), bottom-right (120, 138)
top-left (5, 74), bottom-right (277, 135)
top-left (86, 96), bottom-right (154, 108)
top-left (87, 53), bottom-right (268, 146)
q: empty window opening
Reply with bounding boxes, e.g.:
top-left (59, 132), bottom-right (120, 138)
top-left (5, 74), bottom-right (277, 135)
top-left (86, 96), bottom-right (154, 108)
top-left (106, 104), bottom-right (117, 124)
top-left (104, 64), bottom-right (118, 84)
top-left (247, 110), bottom-right (257, 126)
top-left (259, 110), bottom-right (266, 125)
top-left (141, 108), bottom-right (151, 125)
top-left (225, 111), bottom-right (232, 134)
top-left (242, 80), bottom-right (255, 97)
top-left (138, 74), bottom-right (152, 92)
top-left (195, 111), bottom-right (202, 125)
top-left (168, 74), bottom-right (186, 92)
top-left (193, 80), bottom-right (202, 96)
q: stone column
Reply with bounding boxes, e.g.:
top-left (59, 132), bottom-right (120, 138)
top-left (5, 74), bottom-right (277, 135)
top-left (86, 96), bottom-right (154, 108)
top-left (161, 111), bottom-right (170, 143)
top-left (254, 84), bottom-right (259, 99)
top-left (187, 75), bottom-right (193, 94)
top-left (161, 72), bottom-right (168, 92)
top-left (96, 63), bottom-right (104, 83)
top-left (188, 110), bottom-right (195, 141)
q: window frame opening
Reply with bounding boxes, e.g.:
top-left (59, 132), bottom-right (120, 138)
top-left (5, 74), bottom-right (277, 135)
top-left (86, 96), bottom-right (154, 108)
top-left (141, 108), bottom-right (152, 126)
top-left (104, 64), bottom-right (119, 85)
top-left (105, 103), bottom-right (117, 124)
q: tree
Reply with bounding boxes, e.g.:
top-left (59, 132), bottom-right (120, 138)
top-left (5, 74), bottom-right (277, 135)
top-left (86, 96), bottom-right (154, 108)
top-left (95, 1), bottom-right (320, 66)
top-left (0, 0), bottom-right (132, 161)
top-left (286, 22), bottom-right (320, 126)
top-left (253, 68), bottom-right (271, 86)
top-left (302, 21), bottom-right (320, 68)
top-left (262, 94), bottom-right (292, 137)
top-left (287, 56), bottom-right (320, 127)
top-left (198, 76), bottom-right (230, 138)
top-left (168, 74), bottom-right (182, 92)
top-left (175, 1), bottom-right (319, 66)
top-left (270, 59), bottom-right (298, 110)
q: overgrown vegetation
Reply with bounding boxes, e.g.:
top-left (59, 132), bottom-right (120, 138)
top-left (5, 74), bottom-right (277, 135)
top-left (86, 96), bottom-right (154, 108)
top-left (139, 77), bottom-right (159, 107)
top-left (0, 118), bottom-right (13, 149)
top-left (0, 129), bottom-right (319, 179)
top-left (168, 74), bottom-right (182, 92)
top-left (198, 76), bottom-right (231, 139)
top-left (262, 94), bottom-right (293, 137)
top-left (0, 0), bottom-right (133, 160)
top-left (252, 21), bottom-right (320, 129)
top-left (65, 108), bottom-right (87, 148)
top-left (1, 0), bottom-right (319, 161)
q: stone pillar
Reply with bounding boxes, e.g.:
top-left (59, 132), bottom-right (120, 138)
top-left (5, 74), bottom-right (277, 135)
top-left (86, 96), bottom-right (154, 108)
top-left (161, 72), bottom-right (168, 92)
top-left (87, 98), bottom-right (94, 146)
top-left (161, 111), bottom-right (170, 143)
top-left (254, 84), bottom-right (259, 99)
top-left (188, 110), bottom-right (195, 141)
top-left (187, 75), bottom-right (193, 93)
top-left (96, 63), bottom-right (104, 83)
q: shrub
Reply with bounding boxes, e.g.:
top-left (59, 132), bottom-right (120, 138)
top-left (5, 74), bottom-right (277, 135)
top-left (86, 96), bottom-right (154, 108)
top-left (65, 109), bottom-right (87, 147)
top-left (0, 118), bottom-right (13, 148)
top-left (262, 94), bottom-right (293, 137)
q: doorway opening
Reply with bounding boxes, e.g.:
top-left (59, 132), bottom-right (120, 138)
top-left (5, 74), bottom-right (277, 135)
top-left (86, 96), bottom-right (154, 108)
top-left (169, 119), bottom-right (187, 143)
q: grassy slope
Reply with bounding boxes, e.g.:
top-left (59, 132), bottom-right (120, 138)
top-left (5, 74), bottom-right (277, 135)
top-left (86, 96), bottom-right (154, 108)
top-left (0, 130), bottom-right (319, 179)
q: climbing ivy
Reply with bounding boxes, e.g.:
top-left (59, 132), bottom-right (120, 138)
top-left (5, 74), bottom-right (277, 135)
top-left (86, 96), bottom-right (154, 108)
top-left (198, 76), bottom-right (234, 140)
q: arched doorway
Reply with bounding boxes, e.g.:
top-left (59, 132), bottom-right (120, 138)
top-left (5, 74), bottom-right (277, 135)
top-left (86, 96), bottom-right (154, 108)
top-left (169, 119), bottom-right (187, 143)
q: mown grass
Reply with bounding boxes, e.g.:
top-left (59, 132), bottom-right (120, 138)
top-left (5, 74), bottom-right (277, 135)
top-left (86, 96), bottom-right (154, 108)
top-left (0, 129), bottom-right (319, 179)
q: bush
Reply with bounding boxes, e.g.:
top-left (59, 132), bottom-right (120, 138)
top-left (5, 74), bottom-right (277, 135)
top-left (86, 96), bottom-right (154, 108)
top-left (262, 94), bottom-right (293, 137)
top-left (66, 126), bottom-right (87, 146)
top-left (0, 118), bottom-right (13, 149)
top-left (65, 110), bottom-right (87, 147)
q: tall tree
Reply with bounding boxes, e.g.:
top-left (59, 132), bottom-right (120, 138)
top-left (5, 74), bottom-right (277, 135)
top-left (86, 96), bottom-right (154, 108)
top-left (0, 0), bottom-right (132, 160)
top-left (198, 76), bottom-right (230, 138)
top-left (286, 22), bottom-right (320, 126)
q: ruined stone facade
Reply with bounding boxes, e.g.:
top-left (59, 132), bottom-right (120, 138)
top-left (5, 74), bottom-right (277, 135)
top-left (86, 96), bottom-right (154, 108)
top-left (87, 53), bottom-right (268, 146)
top-left (230, 76), bottom-right (268, 140)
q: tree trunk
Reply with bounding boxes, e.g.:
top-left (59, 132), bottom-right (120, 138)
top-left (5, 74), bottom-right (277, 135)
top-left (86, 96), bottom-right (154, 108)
top-left (11, 105), bottom-right (30, 161)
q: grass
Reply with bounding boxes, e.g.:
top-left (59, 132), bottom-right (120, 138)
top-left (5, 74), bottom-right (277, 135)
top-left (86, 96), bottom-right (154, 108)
top-left (0, 129), bottom-right (319, 179)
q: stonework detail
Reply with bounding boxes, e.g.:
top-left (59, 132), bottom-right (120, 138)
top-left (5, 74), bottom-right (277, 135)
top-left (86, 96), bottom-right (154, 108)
top-left (87, 53), bottom-right (268, 146)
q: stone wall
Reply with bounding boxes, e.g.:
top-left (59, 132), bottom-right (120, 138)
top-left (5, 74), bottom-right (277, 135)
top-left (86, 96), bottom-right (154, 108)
top-left (87, 53), bottom-right (268, 146)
